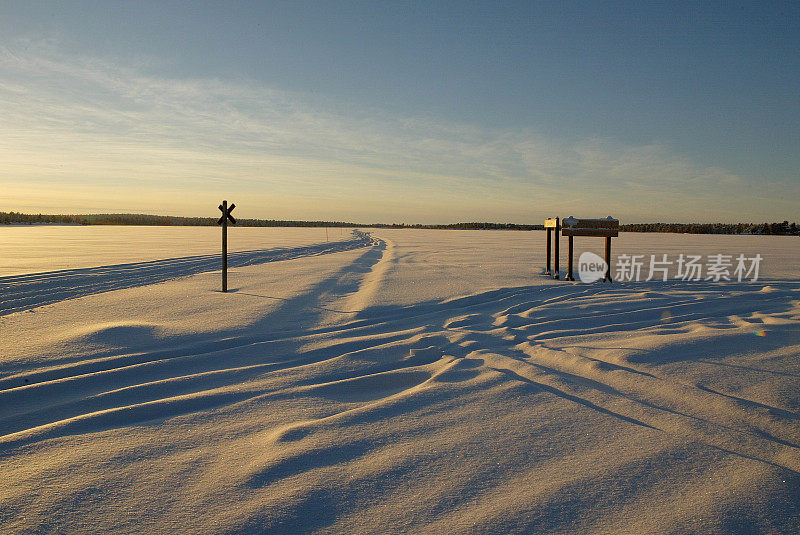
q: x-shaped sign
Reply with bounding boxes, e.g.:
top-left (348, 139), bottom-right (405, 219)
top-left (218, 202), bottom-right (236, 225)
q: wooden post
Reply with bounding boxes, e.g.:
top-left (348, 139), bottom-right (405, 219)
top-left (603, 236), bottom-right (612, 283)
top-left (217, 200), bottom-right (236, 292)
top-left (553, 217), bottom-right (560, 279)
top-left (545, 228), bottom-right (552, 275)
top-left (565, 235), bottom-right (575, 281)
top-left (221, 200), bottom-right (228, 292)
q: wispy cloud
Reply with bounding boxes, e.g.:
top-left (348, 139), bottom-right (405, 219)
top-left (1, 43), bottom-right (795, 222)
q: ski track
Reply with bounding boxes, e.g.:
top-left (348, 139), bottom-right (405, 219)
top-left (0, 232), bottom-right (373, 316)
top-left (1, 230), bottom-right (800, 532)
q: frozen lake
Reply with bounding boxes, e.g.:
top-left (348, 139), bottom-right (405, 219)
top-left (1, 225), bottom-right (797, 280)
top-left (0, 225), bottom-right (348, 276)
top-left (1, 226), bottom-right (799, 533)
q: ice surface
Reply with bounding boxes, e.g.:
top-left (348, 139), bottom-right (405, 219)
top-left (0, 227), bottom-right (799, 533)
top-left (0, 225), bottom-right (347, 276)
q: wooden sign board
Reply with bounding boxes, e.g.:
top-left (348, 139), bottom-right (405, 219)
top-left (544, 215), bottom-right (618, 283)
top-left (560, 216), bottom-right (619, 237)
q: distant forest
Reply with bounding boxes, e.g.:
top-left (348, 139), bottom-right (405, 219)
top-left (1, 211), bottom-right (798, 235)
top-left (620, 221), bottom-right (798, 235)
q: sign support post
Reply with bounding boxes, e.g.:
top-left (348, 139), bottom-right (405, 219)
top-left (565, 235), bottom-right (575, 281)
top-left (544, 218), bottom-right (561, 279)
top-left (217, 200), bottom-right (237, 292)
top-left (545, 226), bottom-right (552, 275)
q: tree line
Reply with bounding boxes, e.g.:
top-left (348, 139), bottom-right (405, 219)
top-left (619, 221), bottom-right (798, 235)
top-left (0, 212), bottom-right (544, 230)
top-left (0, 212), bottom-right (360, 228)
top-left (1, 211), bottom-right (797, 235)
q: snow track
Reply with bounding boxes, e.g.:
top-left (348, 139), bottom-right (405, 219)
top-left (0, 231), bottom-right (372, 316)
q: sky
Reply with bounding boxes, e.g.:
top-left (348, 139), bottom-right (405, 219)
top-left (1, 1), bottom-right (798, 224)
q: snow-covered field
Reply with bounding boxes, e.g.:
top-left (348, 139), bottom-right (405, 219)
top-left (1, 226), bottom-right (799, 533)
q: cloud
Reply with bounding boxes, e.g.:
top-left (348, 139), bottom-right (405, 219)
top-left (0, 43), bottom-right (795, 222)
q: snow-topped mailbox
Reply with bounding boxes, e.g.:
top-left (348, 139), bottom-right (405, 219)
top-left (545, 216), bottom-right (619, 282)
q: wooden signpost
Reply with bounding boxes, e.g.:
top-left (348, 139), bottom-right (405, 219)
top-left (545, 216), bottom-right (618, 282)
top-left (217, 200), bottom-right (236, 292)
top-left (544, 217), bottom-right (560, 279)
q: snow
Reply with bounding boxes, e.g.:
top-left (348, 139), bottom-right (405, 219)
top-left (1, 226), bottom-right (799, 533)
top-left (0, 225), bottom-right (346, 276)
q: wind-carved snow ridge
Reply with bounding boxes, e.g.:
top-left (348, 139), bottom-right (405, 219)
top-left (1, 229), bottom-right (799, 533)
top-left (0, 230), bottom-right (372, 316)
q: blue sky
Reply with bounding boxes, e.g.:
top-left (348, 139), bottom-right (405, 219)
top-left (1, 1), bottom-right (797, 223)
